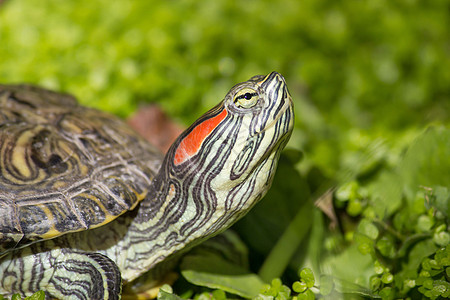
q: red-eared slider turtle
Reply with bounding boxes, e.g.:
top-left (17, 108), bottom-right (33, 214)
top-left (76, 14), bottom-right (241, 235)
top-left (0, 72), bottom-right (294, 299)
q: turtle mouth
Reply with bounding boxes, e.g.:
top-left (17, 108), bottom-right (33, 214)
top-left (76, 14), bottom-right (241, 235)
top-left (260, 95), bottom-right (294, 137)
top-left (251, 99), bottom-right (294, 166)
top-left (256, 71), bottom-right (294, 135)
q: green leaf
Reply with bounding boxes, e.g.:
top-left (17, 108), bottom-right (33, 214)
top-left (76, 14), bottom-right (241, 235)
top-left (433, 231), bottom-right (450, 247)
top-left (347, 199), bottom-right (363, 216)
top-left (319, 275), bottom-right (334, 296)
top-left (416, 215), bottom-right (434, 233)
top-left (333, 277), bottom-right (381, 298)
top-left (180, 254), bottom-right (264, 298)
top-left (403, 239), bottom-right (438, 274)
top-left (396, 127), bottom-right (450, 212)
top-left (321, 244), bottom-right (374, 287)
top-left (157, 285), bottom-right (184, 300)
top-left (297, 289), bottom-right (315, 300)
top-left (299, 268), bottom-right (315, 288)
top-left (374, 260), bottom-right (385, 275)
top-left (257, 200), bottom-right (314, 282)
top-left (435, 244), bottom-right (450, 267)
top-left (211, 289), bottom-right (227, 300)
top-left (292, 281), bottom-right (307, 293)
top-left (357, 219), bottom-right (379, 240)
top-left (381, 273), bottom-right (393, 284)
top-left (422, 258), bottom-right (433, 271)
top-left (25, 291), bottom-right (45, 300)
top-left (335, 181), bottom-right (359, 202)
top-left (368, 171), bottom-right (402, 218)
top-left (379, 287), bottom-right (393, 299)
top-left (368, 126), bottom-right (450, 218)
top-left (258, 278), bottom-right (291, 300)
top-left (370, 276), bottom-right (381, 290)
top-left (397, 233), bottom-right (431, 258)
top-left (423, 279), bottom-right (434, 289)
top-left (376, 236), bottom-right (396, 258)
top-left (430, 186), bottom-right (450, 218)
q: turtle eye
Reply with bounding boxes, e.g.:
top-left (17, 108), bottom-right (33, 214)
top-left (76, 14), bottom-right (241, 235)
top-left (233, 88), bottom-right (259, 108)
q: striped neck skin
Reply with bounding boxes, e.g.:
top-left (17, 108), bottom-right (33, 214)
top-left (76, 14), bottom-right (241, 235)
top-left (143, 71), bottom-right (294, 256)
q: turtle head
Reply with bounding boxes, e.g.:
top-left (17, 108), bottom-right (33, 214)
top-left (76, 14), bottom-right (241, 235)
top-left (150, 72), bottom-right (294, 242)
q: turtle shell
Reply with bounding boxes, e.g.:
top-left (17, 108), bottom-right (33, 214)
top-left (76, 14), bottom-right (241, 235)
top-left (0, 85), bottom-right (163, 254)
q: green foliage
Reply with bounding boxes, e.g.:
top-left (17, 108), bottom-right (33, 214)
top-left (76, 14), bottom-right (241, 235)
top-left (329, 127), bottom-right (450, 299)
top-left (0, 291), bottom-right (45, 300)
top-left (167, 128), bottom-right (449, 300)
top-left (0, 0), bottom-right (449, 299)
top-left (179, 232), bottom-right (265, 298)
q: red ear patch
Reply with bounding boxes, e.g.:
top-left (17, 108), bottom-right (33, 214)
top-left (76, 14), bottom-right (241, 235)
top-left (174, 109), bottom-right (227, 165)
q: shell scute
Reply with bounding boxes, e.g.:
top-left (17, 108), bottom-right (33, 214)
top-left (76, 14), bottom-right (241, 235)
top-left (18, 202), bottom-right (52, 236)
top-left (0, 84), bottom-right (162, 254)
top-left (72, 195), bottom-right (106, 228)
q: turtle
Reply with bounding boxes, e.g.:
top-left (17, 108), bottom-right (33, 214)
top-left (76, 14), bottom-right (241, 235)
top-left (0, 71), bottom-right (294, 299)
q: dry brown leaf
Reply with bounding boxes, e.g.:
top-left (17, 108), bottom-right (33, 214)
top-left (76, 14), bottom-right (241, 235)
top-left (127, 105), bottom-right (184, 154)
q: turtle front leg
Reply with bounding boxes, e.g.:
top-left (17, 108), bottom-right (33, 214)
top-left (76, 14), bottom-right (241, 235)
top-left (0, 245), bottom-right (122, 299)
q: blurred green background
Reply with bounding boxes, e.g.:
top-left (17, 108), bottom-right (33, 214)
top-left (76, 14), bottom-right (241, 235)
top-left (1, 0), bottom-right (449, 298)
top-left (0, 0), bottom-right (448, 176)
